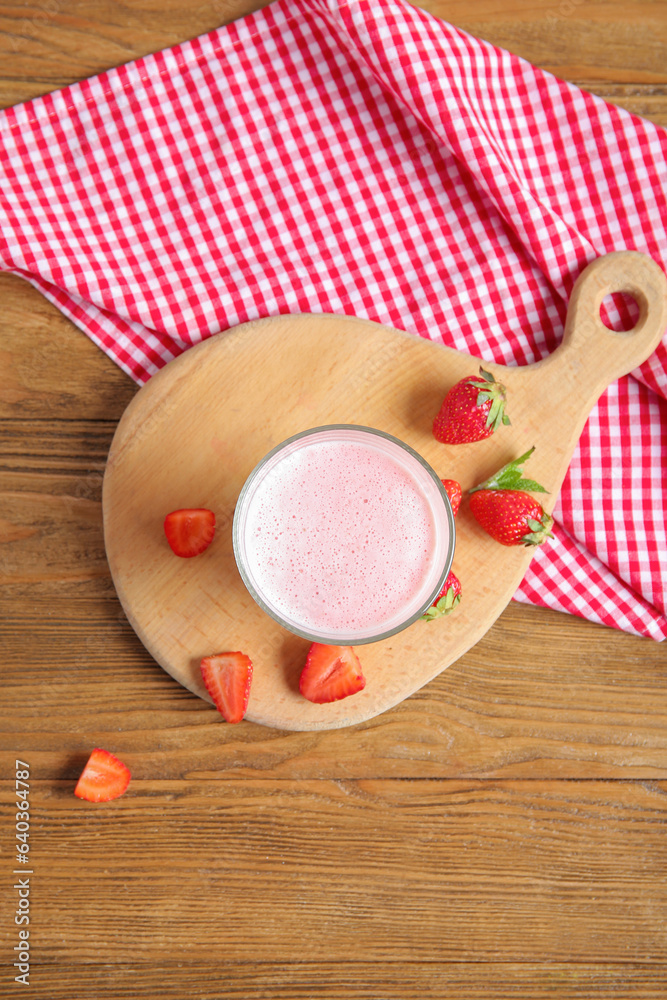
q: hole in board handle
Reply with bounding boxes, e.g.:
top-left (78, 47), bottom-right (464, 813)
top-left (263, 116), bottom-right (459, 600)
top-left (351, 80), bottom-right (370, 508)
top-left (600, 291), bottom-right (640, 332)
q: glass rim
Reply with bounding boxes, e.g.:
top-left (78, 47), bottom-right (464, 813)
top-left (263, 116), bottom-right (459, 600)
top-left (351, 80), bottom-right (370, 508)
top-left (232, 424), bottom-right (456, 644)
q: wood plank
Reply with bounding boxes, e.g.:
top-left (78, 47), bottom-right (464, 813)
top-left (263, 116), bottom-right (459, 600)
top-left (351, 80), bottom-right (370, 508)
top-left (0, 0), bottom-right (274, 106)
top-left (430, 0), bottom-right (667, 83)
top-left (596, 88), bottom-right (667, 129)
top-left (6, 962), bottom-right (667, 999)
top-left (0, 419), bottom-right (112, 594)
top-left (0, 417), bottom-right (115, 472)
top-left (1, 779), bottom-right (666, 964)
top-left (1, 1), bottom-right (665, 107)
top-left (2, 595), bottom-right (666, 778)
top-left (0, 277), bottom-right (137, 421)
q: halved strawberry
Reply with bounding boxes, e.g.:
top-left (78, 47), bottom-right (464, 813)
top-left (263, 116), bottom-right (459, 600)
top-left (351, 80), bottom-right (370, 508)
top-left (201, 651), bottom-right (253, 723)
top-left (299, 644), bottom-right (366, 704)
top-left (441, 479), bottom-right (462, 517)
top-left (164, 508), bottom-right (215, 557)
top-left (74, 748), bottom-right (131, 802)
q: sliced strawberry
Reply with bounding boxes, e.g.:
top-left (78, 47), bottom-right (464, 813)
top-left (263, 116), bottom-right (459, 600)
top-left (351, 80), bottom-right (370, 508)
top-left (164, 508), bottom-right (215, 557)
top-left (201, 651), bottom-right (253, 723)
top-left (441, 479), bottom-right (462, 517)
top-left (421, 570), bottom-right (462, 621)
top-left (299, 644), bottom-right (366, 704)
top-left (74, 748), bottom-right (131, 802)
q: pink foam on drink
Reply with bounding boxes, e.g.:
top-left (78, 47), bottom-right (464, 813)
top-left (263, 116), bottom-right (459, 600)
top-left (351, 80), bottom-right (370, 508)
top-left (238, 428), bottom-right (453, 640)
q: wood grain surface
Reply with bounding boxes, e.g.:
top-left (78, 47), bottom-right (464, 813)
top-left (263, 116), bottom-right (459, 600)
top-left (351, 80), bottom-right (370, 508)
top-left (1, 2), bottom-right (667, 998)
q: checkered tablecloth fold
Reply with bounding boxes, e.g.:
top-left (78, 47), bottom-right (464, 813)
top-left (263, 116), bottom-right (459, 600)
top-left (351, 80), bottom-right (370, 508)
top-left (1, 0), bottom-right (666, 638)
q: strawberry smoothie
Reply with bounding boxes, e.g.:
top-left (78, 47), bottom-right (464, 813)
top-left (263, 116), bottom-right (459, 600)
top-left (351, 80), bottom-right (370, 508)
top-left (233, 426), bottom-right (455, 643)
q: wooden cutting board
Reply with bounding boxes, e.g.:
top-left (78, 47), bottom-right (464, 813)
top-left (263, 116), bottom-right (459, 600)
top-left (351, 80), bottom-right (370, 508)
top-left (103, 251), bottom-right (667, 730)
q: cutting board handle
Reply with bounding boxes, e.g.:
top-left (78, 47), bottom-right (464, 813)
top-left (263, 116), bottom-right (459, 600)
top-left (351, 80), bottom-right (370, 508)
top-left (545, 251), bottom-right (667, 393)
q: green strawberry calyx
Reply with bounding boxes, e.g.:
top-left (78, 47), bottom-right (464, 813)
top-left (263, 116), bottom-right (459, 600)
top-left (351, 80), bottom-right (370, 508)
top-left (468, 446), bottom-right (549, 495)
top-left (474, 368), bottom-right (511, 433)
top-left (420, 583), bottom-right (461, 621)
top-left (521, 511), bottom-right (555, 546)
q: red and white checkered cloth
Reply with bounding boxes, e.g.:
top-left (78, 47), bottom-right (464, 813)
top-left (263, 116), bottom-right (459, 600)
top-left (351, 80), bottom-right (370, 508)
top-left (1, 0), bottom-right (666, 639)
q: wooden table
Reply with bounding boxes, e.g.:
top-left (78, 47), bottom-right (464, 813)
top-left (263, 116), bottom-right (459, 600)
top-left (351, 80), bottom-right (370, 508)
top-left (1, 2), bottom-right (666, 997)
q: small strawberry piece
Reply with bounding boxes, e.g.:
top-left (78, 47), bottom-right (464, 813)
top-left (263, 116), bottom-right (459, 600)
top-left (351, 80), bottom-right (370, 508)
top-left (421, 570), bottom-right (462, 621)
top-left (441, 479), bottom-right (462, 517)
top-left (299, 644), bottom-right (366, 704)
top-left (433, 367), bottom-right (510, 444)
top-left (164, 508), bottom-right (215, 558)
top-left (201, 652), bottom-right (253, 723)
top-left (468, 447), bottom-right (554, 547)
top-left (74, 748), bottom-right (131, 803)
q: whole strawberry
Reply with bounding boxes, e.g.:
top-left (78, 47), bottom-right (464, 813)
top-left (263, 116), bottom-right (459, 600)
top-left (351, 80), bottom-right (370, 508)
top-left (433, 367), bottom-right (509, 444)
top-left (421, 570), bottom-right (461, 621)
top-left (470, 490), bottom-right (553, 546)
top-left (441, 479), bottom-right (462, 516)
top-left (468, 448), bottom-right (554, 547)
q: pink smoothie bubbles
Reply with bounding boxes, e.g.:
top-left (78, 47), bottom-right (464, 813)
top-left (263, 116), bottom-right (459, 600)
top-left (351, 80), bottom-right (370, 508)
top-left (233, 425), bottom-right (455, 643)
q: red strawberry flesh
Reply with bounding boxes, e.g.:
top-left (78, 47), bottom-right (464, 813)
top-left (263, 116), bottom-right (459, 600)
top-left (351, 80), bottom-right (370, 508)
top-left (201, 652), bottom-right (253, 723)
top-left (164, 508), bottom-right (215, 558)
top-left (440, 479), bottom-right (462, 517)
top-left (74, 748), bottom-right (131, 802)
top-left (299, 644), bottom-right (366, 704)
